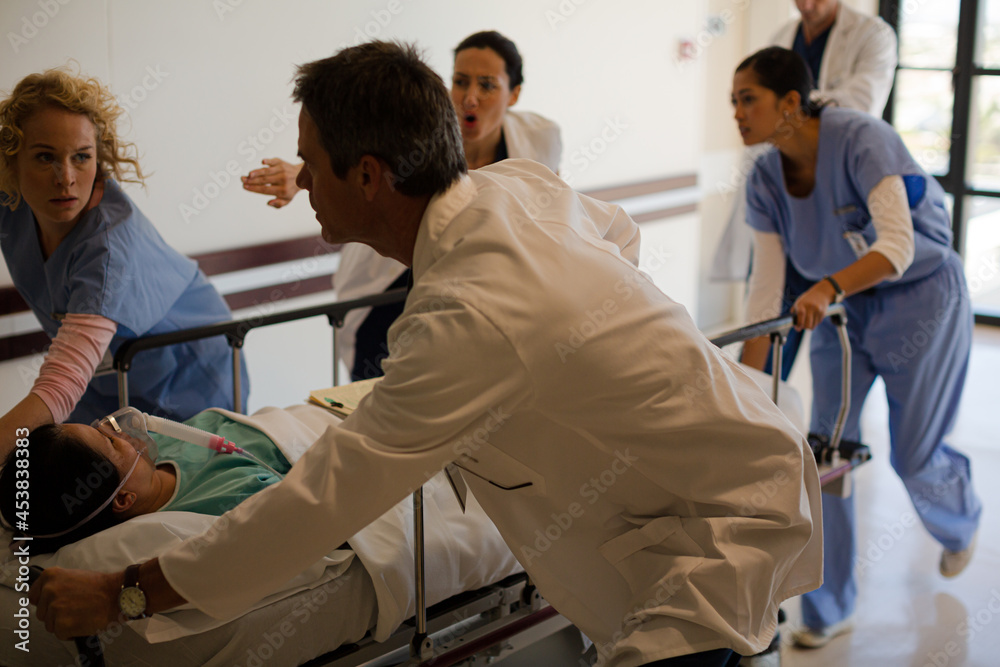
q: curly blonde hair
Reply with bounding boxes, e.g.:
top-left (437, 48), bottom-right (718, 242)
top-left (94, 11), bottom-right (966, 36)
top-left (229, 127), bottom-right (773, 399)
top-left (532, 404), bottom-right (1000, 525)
top-left (0, 66), bottom-right (144, 209)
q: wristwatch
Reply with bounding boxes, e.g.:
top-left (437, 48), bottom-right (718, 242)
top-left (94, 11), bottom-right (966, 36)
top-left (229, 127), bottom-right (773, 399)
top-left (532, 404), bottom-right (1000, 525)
top-left (823, 275), bottom-right (846, 304)
top-left (118, 563), bottom-right (148, 620)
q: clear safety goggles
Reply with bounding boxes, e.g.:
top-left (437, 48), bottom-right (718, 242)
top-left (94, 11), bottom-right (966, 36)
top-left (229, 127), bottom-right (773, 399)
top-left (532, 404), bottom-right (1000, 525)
top-left (26, 408), bottom-right (155, 539)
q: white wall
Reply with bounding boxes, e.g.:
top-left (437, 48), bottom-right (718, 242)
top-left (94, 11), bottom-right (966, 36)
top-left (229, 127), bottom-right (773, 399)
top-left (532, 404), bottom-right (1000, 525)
top-left (0, 0), bottom-right (707, 413)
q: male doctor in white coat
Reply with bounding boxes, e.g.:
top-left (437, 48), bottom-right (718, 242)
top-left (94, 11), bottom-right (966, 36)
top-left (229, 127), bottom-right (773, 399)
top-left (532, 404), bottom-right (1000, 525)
top-left (30, 42), bottom-right (823, 667)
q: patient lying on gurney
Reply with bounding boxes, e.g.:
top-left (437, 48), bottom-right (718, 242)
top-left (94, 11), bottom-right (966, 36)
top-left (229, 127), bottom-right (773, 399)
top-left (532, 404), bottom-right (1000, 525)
top-left (0, 408), bottom-right (290, 553)
top-left (0, 404), bottom-right (522, 665)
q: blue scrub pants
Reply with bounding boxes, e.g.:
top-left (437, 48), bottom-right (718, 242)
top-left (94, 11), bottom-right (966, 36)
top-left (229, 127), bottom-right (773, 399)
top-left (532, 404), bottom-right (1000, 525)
top-left (801, 254), bottom-right (982, 630)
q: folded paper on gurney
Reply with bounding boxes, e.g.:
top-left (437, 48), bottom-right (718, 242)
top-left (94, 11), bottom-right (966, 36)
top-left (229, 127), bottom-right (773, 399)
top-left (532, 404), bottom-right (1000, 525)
top-left (308, 377), bottom-right (382, 418)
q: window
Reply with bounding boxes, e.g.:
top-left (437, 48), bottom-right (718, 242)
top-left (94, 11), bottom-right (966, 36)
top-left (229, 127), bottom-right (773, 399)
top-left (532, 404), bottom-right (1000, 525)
top-left (882, 0), bottom-right (1000, 322)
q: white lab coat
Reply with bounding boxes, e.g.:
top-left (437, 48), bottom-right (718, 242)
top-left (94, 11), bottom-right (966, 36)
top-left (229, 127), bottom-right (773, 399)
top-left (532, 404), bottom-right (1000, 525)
top-left (160, 160), bottom-right (822, 666)
top-left (334, 110), bottom-right (562, 373)
top-left (711, 2), bottom-right (898, 281)
top-left (772, 2), bottom-right (898, 116)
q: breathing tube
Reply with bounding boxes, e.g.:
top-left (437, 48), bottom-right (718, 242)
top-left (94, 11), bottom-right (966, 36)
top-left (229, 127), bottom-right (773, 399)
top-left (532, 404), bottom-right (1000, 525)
top-left (137, 410), bottom-right (285, 479)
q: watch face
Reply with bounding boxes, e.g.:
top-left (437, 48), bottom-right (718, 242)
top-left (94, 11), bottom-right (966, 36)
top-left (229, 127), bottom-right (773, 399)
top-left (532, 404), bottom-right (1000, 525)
top-left (119, 586), bottom-right (147, 618)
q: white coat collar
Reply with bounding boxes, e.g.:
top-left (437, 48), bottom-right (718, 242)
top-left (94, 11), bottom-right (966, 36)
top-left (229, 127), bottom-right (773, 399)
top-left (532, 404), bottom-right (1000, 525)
top-left (411, 173), bottom-right (477, 280)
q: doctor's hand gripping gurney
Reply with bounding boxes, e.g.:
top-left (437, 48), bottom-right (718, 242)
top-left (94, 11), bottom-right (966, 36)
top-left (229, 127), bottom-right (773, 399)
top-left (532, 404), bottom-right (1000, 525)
top-left (710, 303), bottom-right (872, 495)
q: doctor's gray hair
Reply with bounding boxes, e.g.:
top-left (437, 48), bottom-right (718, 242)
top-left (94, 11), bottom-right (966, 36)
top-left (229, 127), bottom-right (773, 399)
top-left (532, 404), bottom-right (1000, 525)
top-left (292, 41), bottom-right (467, 197)
top-left (736, 47), bottom-right (825, 118)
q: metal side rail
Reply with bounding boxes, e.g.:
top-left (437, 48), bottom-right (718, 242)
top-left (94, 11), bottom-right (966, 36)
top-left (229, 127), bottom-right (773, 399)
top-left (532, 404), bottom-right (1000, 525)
top-left (708, 303), bottom-right (872, 495)
top-left (112, 287), bottom-right (409, 412)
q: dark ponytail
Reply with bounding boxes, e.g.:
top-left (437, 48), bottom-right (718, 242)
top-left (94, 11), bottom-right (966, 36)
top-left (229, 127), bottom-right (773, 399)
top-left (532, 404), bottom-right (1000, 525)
top-left (736, 46), bottom-right (826, 117)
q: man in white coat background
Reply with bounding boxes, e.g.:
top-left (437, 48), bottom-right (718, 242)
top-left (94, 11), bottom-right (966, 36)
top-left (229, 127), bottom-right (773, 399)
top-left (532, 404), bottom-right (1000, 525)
top-left (711, 0), bottom-right (898, 285)
top-left (31, 41), bottom-right (823, 667)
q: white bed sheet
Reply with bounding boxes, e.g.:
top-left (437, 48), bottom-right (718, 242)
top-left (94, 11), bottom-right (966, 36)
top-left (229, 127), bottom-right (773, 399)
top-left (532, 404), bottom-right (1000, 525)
top-left (0, 404), bottom-right (523, 665)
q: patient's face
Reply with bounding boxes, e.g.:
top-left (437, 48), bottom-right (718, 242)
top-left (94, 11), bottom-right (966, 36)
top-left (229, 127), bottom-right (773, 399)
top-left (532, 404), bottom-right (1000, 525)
top-left (62, 423), bottom-right (155, 491)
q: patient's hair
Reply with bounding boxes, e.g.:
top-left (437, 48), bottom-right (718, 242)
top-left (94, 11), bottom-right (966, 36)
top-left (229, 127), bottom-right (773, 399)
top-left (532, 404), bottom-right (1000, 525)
top-left (0, 424), bottom-right (122, 553)
top-left (454, 31), bottom-right (524, 89)
top-left (292, 41), bottom-right (466, 197)
top-left (0, 64), bottom-right (145, 209)
top-left (736, 46), bottom-right (825, 118)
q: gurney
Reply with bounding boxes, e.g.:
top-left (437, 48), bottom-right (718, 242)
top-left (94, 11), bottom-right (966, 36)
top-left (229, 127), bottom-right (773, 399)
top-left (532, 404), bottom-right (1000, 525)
top-left (0, 289), bottom-right (574, 667)
top-left (2, 292), bottom-right (848, 667)
top-left (708, 303), bottom-right (873, 495)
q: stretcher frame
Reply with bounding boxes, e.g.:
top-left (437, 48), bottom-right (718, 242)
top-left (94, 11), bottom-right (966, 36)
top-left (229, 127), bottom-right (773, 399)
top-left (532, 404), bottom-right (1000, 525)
top-left (100, 294), bottom-right (867, 666)
top-left (110, 287), bottom-right (572, 666)
top-left (708, 302), bottom-right (872, 492)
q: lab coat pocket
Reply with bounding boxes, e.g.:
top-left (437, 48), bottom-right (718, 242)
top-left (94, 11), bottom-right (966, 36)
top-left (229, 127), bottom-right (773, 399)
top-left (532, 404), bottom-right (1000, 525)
top-left (598, 516), bottom-right (705, 604)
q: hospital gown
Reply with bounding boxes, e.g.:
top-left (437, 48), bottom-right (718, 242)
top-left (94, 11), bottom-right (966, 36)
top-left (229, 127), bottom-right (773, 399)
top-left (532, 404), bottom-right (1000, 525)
top-left (746, 106), bottom-right (982, 630)
top-left (154, 411), bottom-right (290, 515)
top-left (0, 179), bottom-right (249, 423)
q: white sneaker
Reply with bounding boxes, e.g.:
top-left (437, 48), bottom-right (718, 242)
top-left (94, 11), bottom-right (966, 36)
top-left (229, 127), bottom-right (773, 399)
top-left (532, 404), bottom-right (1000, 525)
top-left (791, 616), bottom-right (855, 648)
top-left (940, 534), bottom-right (977, 578)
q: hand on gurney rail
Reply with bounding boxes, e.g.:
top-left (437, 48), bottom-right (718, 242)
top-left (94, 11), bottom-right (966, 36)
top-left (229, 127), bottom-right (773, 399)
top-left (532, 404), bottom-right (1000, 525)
top-left (29, 567), bottom-right (120, 640)
top-left (790, 281), bottom-right (839, 331)
top-left (29, 559), bottom-right (187, 640)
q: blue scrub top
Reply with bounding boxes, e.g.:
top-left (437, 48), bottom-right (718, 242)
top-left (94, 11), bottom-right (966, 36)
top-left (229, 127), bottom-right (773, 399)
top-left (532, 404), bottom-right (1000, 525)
top-left (0, 179), bottom-right (248, 423)
top-left (745, 107), bottom-right (953, 285)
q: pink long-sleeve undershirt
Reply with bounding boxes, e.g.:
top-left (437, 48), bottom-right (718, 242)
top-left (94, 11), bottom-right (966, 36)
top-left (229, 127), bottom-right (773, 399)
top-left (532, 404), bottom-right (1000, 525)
top-left (30, 313), bottom-right (117, 423)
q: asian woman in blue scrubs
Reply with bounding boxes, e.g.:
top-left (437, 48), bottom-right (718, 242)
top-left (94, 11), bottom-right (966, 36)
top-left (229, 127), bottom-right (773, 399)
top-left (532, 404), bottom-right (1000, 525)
top-left (734, 47), bottom-right (981, 648)
top-left (0, 67), bottom-right (248, 457)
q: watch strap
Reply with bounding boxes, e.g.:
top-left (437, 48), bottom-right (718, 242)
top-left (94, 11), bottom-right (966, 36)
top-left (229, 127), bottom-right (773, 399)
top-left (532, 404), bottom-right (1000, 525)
top-left (823, 275), bottom-right (845, 303)
top-left (122, 563), bottom-right (141, 589)
top-left (119, 563), bottom-right (148, 620)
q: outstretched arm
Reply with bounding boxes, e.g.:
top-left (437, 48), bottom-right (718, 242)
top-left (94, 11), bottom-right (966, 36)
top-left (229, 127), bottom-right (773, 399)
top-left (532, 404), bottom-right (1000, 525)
top-left (241, 158), bottom-right (303, 208)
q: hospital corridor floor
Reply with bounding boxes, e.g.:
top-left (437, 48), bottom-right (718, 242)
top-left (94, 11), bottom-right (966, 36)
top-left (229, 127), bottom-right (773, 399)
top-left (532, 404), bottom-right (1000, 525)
top-left (778, 325), bottom-right (1000, 667)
